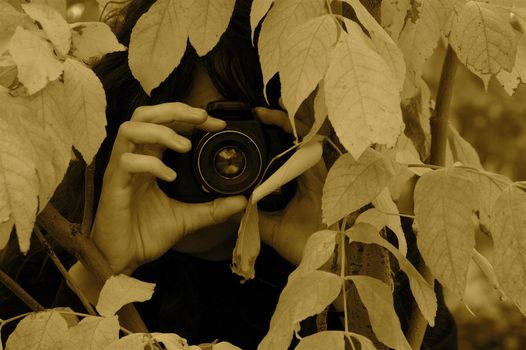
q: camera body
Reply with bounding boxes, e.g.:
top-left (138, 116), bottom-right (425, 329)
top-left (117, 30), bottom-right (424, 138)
top-left (158, 101), bottom-right (296, 211)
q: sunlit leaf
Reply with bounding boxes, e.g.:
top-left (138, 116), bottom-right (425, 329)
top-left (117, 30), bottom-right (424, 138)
top-left (9, 26), bottom-right (62, 94)
top-left (231, 201), bottom-right (260, 281)
top-left (250, 0), bottom-right (274, 42)
top-left (348, 223), bottom-right (437, 326)
top-left (129, 0), bottom-right (188, 94)
top-left (185, 0), bottom-right (235, 56)
top-left (6, 310), bottom-right (68, 350)
top-left (70, 22), bottom-right (126, 63)
top-left (63, 316), bottom-right (119, 350)
top-left (348, 275), bottom-right (411, 350)
top-left (290, 230), bottom-right (337, 280)
top-left (324, 20), bottom-right (403, 159)
top-left (63, 58), bottom-right (107, 164)
top-left (322, 149), bottom-right (400, 226)
top-left (259, 270), bottom-right (341, 350)
top-left (96, 274), bottom-right (156, 317)
top-left (294, 331), bottom-right (344, 350)
top-left (279, 14), bottom-right (338, 137)
top-left (413, 167), bottom-right (476, 297)
top-left (490, 185), bottom-right (526, 315)
top-left (21, 3), bottom-right (70, 55)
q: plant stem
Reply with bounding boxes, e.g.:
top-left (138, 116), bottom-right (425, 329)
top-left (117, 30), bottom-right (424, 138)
top-left (81, 162), bottom-right (95, 237)
top-left (33, 226), bottom-right (97, 316)
top-left (0, 267), bottom-right (44, 312)
top-left (407, 45), bottom-right (458, 350)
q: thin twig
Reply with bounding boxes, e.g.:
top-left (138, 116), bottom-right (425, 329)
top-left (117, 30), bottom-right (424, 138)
top-left (0, 267), bottom-right (44, 312)
top-left (33, 226), bottom-right (97, 315)
top-left (81, 162), bottom-right (96, 237)
top-left (407, 45), bottom-right (458, 350)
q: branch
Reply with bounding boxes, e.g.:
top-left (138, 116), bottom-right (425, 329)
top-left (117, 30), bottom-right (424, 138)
top-left (0, 267), bottom-right (44, 312)
top-left (407, 45), bottom-right (458, 349)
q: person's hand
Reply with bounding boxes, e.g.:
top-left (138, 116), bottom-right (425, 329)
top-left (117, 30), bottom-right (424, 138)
top-left (91, 102), bottom-right (247, 274)
top-left (254, 105), bottom-right (328, 266)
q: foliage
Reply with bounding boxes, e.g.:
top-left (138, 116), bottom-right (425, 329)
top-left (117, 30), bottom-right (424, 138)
top-left (1, 0), bottom-right (526, 348)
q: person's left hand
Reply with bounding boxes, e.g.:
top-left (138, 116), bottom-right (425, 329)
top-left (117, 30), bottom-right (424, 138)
top-left (254, 105), bottom-right (328, 266)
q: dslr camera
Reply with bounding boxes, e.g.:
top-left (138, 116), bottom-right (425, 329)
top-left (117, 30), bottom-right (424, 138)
top-left (158, 101), bottom-right (296, 211)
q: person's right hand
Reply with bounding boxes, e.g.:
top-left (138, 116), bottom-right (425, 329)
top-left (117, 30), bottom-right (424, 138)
top-left (91, 102), bottom-right (247, 275)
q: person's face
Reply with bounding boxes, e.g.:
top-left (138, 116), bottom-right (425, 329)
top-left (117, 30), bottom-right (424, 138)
top-left (171, 64), bottom-right (241, 257)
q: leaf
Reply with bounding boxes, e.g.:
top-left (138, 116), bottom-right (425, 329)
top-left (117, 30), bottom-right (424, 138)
top-left (213, 342), bottom-right (242, 350)
top-left (355, 208), bottom-right (388, 231)
top-left (250, 0), bottom-right (273, 42)
top-left (324, 20), bottom-right (403, 159)
top-left (496, 29), bottom-right (526, 95)
top-left (372, 187), bottom-right (408, 256)
top-left (6, 310), bottom-right (68, 350)
top-left (21, 3), bottom-right (70, 55)
top-left (259, 270), bottom-right (341, 350)
top-left (322, 149), bottom-right (400, 226)
top-left (348, 276), bottom-right (411, 350)
top-left (303, 82), bottom-right (327, 142)
top-left (344, 0), bottom-right (406, 90)
top-left (231, 201), bottom-right (260, 281)
top-left (0, 1), bottom-right (31, 54)
top-left (32, 0), bottom-right (67, 19)
top-left (252, 140), bottom-right (323, 203)
top-left (490, 185), bottom-right (526, 315)
top-left (150, 333), bottom-right (187, 350)
top-left (185, 0), bottom-right (235, 56)
top-left (448, 124), bottom-right (482, 169)
top-left (63, 316), bottom-right (119, 350)
top-left (70, 22), bottom-right (126, 63)
top-left (413, 167), bottom-right (476, 297)
top-left (9, 26), bottom-right (62, 94)
top-left (349, 333), bottom-right (377, 350)
top-left (347, 223), bottom-right (437, 326)
top-left (0, 92), bottom-right (39, 253)
top-left (96, 274), bottom-right (156, 317)
top-left (381, 0), bottom-right (411, 40)
top-left (279, 14), bottom-right (338, 137)
top-left (258, 0), bottom-right (326, 89)
top-left (450, 1), bottom-right (517, 87)
top-left (0, 55), bottom-right (17, 88)
top-left (0, 216), bottom-right (14, 250)
top-left (129, 0), bottom-right (188, 95)
top-left (105, 333), bottom-right (152, 350)
top-left (290, 230), bottom-right (337, 280)
top-left (63, 58), bottom-right (107, 164)
top-left (294, 331), bottom-right (344, 350)
top-left (393, 133), bottom-right (429, 176)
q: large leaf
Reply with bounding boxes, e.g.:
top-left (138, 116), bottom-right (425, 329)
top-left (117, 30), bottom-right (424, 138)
top-left (490, 185), bottom-right (526, 315)
top-left (63, 316), bottom-right (120, 350)
top-left (250, 0), bottom-right (274, 42)
top-left (231, 201), bottom-right (260, 281)
top-left (0, 92), bottom-right (40, 253)
top-left (348, 223), bottom-right (437, 326)
top-left (289, 229), bottom-right (337, 279)
top-left (324, 20), bottom-right (402, 159)
top-left (63, 58), bottom-right (107, 164)
top-left (294, 331), bottom-right (344, 350)
top-left (70, 22), bottom-right (126, 63)
top-left (9, 26), bottom-right (62, 94)
top-left (258, 270), bottom-right (341, 350)
top-left (185, 0), bottom-right (236, 56)
top-left (129, 0), bottom-right (188, 94)
top-left (21, 3), bottom-right (70, 55)
top-left (278, 15), bottom-right (338, 137)
top-left (322, 149), bottom-right (400, 226)
top-left (6, 310), bottom-right (68, 350)
top-left (96, 274), bottom-right (156, 317)
top-left (258, 0), bottom-right (326, 89)
top-left (413, 167), bottom-right (476, 297)
top-left (348, 276), bottom-right (411, 350)
top-left (450, 1), bottom-right (517, 87)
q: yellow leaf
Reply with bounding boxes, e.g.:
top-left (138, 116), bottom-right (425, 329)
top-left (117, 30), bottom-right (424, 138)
top-left (295, 331), bottom-right (345, 350)
top-left (6, 310), bottom-right (68, 350)
top-left (70, 22), bottom-right (126, 63)
top-left (231, 201), bottom-right (260, 281)
top-left (250, 0), bottom-right (274, 42)
top-left (129, 0), bottom-right (188, 94)
top-left (324, 21), bottom-right (403, 159)
top-left (372, 187), bottom-right (408, 256)
top-left (496, 29), bottom-right (526, 95)
top-left (63, 316), bottom-right (120, 350)
top-left (290, 229), bottom-right (337, 279)
top-left (381, 0), bottom-right (411, 40)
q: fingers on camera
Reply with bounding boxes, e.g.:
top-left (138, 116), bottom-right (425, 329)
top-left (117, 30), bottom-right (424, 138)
top-left (117, 121), bottom-right (191, 154)
top-left (119, 152), bottom-right (177, 182)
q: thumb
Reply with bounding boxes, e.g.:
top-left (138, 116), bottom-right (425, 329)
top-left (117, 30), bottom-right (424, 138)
top-left (181, 196), bottom-right (248, 234)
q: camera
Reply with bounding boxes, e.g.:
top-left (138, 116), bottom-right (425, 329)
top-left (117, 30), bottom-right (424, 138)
top-left (158, 101), bottom-right (296, 211)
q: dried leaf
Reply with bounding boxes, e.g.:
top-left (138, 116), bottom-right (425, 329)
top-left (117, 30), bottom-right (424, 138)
top-left (70, 22), bottom-right (126, 63)
top-left (63, 316), bottom-right (120, 350)
top-left (129, 0), bottom-right (188, 94)
top-left (6, 310), bottom-right (68, 350)
top-left (348, 276), bottom-right (411, 350)
top-left (9, 26), bottom-right (62, 95)
top-left (324, 20), bottom-right (403, 159)
top-left (21, 3), bottom-right (70, 55)
top-left (231, 201), bottom-right (260, 281)
top-left (413, 167), bottom-right (476, 297)
top-left (185, 0), bottom-right (235, 56)
top-left (322, 149), bottom-right (400, 226)
top-left (290, 230), bottom-right (337, 279)
top-left (96, 274), bottom-right (155, 317)
top-left (294, 331), bottom-right (344, 350)
top-left (63, 58), bottom-right (107, 164)
top-left (279, 14), bottom-right (338, 136)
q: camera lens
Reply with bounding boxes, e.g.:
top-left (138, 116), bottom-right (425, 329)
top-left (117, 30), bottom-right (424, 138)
top-left (214, 146), bottom-right (246, 179)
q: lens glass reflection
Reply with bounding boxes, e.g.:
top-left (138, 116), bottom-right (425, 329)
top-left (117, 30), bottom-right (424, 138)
top-left (214, 146), bottom-right (246, 179)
